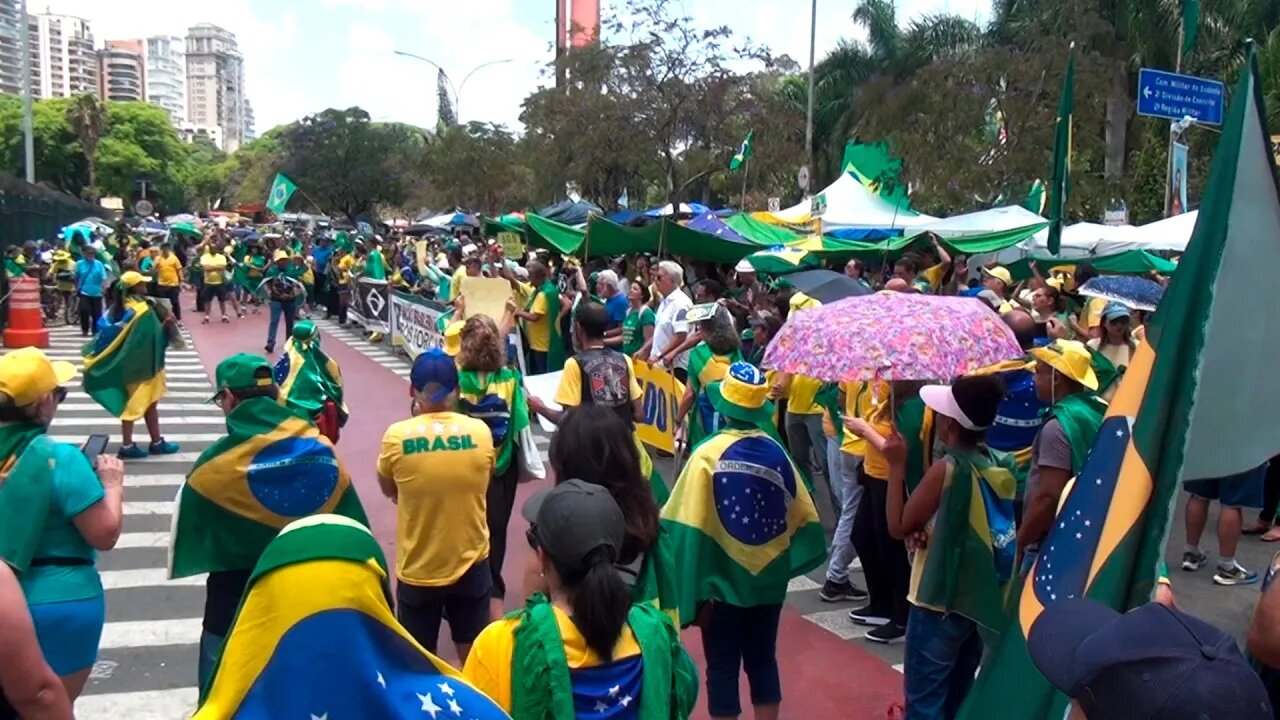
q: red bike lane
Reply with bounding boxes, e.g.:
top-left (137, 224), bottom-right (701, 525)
top-left (188, 308), bottom-right (905, 718)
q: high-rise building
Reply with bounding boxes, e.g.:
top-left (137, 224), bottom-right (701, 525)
top-left (98, 39), bottom-right (143, 101)
top-left (32, 12), bottom-right (97, 98)
top-left (145, 35), bottom-right (186, 124)
top-left (243, 97), bottom-right (255, 141)
top-left (185, 23), bottom-right (244, 152)
top-left (0, 0), bottom-right (22, 95)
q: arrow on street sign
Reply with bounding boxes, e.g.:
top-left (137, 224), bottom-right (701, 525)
top-left (1136, 68), bottom-right (1224, 125)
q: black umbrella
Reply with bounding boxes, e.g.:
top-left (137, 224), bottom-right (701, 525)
top-left (784, 269), bottom-right (873, 304)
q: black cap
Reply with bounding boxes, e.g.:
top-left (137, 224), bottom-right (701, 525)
top-left (522, 479), bottom-right (625, 575)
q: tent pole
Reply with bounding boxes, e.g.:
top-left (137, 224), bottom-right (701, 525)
top-left (740, 157), bottom-right (750, 211)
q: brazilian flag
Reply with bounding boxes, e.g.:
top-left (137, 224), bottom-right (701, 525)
top-left (196, 514), bottom-right (510, 719)
top-left (660, 427), bottom-right (826, 625)
top-left (83, 299), bottom-right (167, 421)
top-left (169, 398), bottom-right (368, 579)
top-left (276, 327), bottom-right (348, 426)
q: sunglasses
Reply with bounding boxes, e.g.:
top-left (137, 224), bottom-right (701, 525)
top-left (52, 386), bottom-right (68, 404)
top-left (526, 525), bottom-right (540, 550)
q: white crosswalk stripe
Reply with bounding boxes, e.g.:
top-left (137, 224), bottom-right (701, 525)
top-left (6, 327), bottom-right (215, 717)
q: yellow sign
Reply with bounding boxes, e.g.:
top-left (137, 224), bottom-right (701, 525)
top-left (497, 232), bottom-right (525, 261)
top-left (415, 240), bottom-right (428, 276)
top-left (633, 359), bottom-right (686, 454)
top-left (460, 276), bottom-right (513, 323)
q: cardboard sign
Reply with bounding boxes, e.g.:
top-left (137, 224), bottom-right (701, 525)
top-left (497, 231), bottom-right (525, 261)
top-left (459, 276), bottom-right (513, 324)
top-left (633, 359), bottom-right (686, 453)
top-left (523, 371), bottom-right (564, 433)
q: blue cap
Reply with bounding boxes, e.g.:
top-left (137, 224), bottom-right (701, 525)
top-left (410, 348), bottom-right (458, 403)
top-left (1101, 301), bottom-right (1132, 321)
top-left (1027, 599), bottom-right (1272, 720)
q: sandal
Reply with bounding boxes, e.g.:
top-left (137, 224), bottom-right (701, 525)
top-left (1262, 527), bottom-right (1280, 543)
top-left (1244, 520), bottom-right (1273, 535)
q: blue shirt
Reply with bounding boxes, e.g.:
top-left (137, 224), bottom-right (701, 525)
top-left (604, 292), bottom-right (629, 330)
top-left (312, 245), bottom-right (334, 273)
top-left (16, 437), bottom-right (105, 604)
top-left (75, 259), bottom-right (107, 298)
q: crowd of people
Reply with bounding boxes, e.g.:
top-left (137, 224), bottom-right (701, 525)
top-left (1, 217), bottom-right (1278, 720)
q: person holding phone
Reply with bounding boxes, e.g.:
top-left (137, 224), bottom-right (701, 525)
top-left (0, 348), bottom-right (125, 708)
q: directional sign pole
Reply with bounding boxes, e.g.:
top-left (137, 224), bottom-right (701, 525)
top-left (1164, 20), bottom-right (1186, 217)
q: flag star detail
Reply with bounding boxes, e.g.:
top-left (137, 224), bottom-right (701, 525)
top-left (438, 682), bottom-right (454, 697)
top-left (311, 714), bottom-right (328, 720)
top-left (377, 671), bottom-right (386, 688)
top-left (608, 685), bottom-right (620, 697)
top-left (448, 698), bottom-right (463, 716)
top-left (619, 695), bottom-right (634, 707)
top-left (418, 692), bottom-right (442, 718)
top-left (594, 701), bottom-right (609, 713)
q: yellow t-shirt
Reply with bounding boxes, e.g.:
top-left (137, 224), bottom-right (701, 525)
top-left (450, 266), bottom-right (468, 301)
top-left (555, 354), bottom-right (643, 407)
top-left (525, 291), bottom-right (552, 353)
top-left (1084, 297), bottom-right (1107, 329)
top-left (337, 255), bottom-right (354, 286)
top-left (921, 262), bottom-right (947, 292)
top-left (786, 375), bottom-right (823, 416)
top-left (859, 384), bottom-right (893, 480)
top-left (376, 411), bottom-right (495, 587)
top-left (839, 381), bottom-right (875, 457)
top-left (200, 253), bottom-right (228, 285)
top-left (154, 254), bottom-right (182, 287)
top-left (464, 605), bottom-right (643, 714)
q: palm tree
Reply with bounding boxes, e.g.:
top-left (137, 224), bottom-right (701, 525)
top-left (67, 93), bottom-right (105, 200)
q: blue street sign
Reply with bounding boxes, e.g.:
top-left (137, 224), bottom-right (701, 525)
top-left (1137, 68), bottom-right (1225, 125)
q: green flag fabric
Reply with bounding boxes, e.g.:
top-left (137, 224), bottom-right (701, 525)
top-left (276, 327), bottom-right (348, 426)
top-left (729, 131), bottom-right (753, 170)
top-left (1046, 49), bottom-right (1075, 255)
top-left (82, 298), bottom-right (168, 421)
top-left (1182, 0), bottom-right (1199, 57)
top-left (266, 173), bottom-right (298, 214)
top-left (1023, 179), bottom-right (1047, 215)
top-left (958, 43), bottom-right (1280, 720)
top-left (363, 248), bottom-right (387, 280)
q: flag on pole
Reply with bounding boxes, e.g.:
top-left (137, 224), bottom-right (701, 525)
top-left (1023, 179), bottom-right (1047, 214)
top-left (729, 131), bottom-right (754, 171)
top-left (265, 173), bottom-right (298, 214)
top-left (1046, 47), bottom-right (1075, 254)
top-left (957, 42), bottom-right (1280, 720)
top-left (1182, 0), bottom-right (1199, 57)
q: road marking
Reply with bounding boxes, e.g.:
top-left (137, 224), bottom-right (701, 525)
top-left (114, 531), bottom-right (171, 548)
top-left (788, 575), bottom-right (821, 593)
top-left (121, 473), bottom-right (185, 487)
top-left (99, 618), bottom-right (202, 649)
top-left (100, 568), bottom-right (205, 590)
top-left (74, 688), bottom-right (197, 719)
top-left (124, 501), bottom-right (174, 515)
top-left (52, 416), bottom-right (227, 427)
top-left (59, 403), bottom-right (223, 414)
top-left (52, 433), bottom-right (224, 443)
top-left (800, 609), bottom-right (871, 641)
top-left (66, 391), bottom-right (214, 400)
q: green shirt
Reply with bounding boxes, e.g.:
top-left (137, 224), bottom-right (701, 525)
top-left (622, 306), bottom-right (656, 356)
top-left (15, 437), bottom-right (105, 604)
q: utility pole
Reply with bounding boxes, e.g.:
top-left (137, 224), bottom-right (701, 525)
top-left (20, 0), bottom-right (34, 183)
top-left (803, 0), bottom-right (817, 191)
top-left (1163, 21), bottom-right (1186, 217)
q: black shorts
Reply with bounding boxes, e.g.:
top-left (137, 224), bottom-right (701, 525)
top-left (395, 558), bottom-right (492, 653)
top-left (201, 284), bottom-right (228, 303)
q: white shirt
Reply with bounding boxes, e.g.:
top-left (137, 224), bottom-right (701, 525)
top-left (651, 287), bottom-right (693, 370)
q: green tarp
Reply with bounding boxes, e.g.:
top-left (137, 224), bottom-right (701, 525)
top-left (723, 214), bottom-right (807, 246)
top-left (1004, 250), bottom-right (1177, 281)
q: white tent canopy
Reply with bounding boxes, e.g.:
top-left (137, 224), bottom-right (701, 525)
top-left (1021, 211), bottom-right (1198, 257)
top-left (769, 173), bottom-right (938, 230)
top-left (908, 205), bottom-right (1047, 238)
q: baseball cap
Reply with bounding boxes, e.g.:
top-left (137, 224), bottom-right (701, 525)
top-left (522, 479), bottom-right (625, 575)
top-left (919, 375), bottom-right (1005, 432)
top-left (0, 347), bottom-right (76, 407)
top-left (273, 249), bottom-right (290, 261)
top-left (410, 348), bottom-right (458, 402)
top-left (210, 353), bottom-right (275, 403)
top-left (982, 266), bottom-right (1013, 287)
top-left (1101, 301), bottom-right (1132, 321)
top-left (734, 258), bottom-right (756, 274)
top-left (1027, 599), bottom-right (1272, 720)
top-left (1030, 339), bottom-right (1099, 391)
top-left (118, 271), bottom-right (152, 289)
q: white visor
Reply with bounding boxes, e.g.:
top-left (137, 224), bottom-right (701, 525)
top-left (919, 384), bottom-right (986, 431)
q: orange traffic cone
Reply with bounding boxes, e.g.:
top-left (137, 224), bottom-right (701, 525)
top-left (4, 276), bottom-right (49, 349)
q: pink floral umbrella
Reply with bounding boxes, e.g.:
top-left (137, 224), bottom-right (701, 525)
top-left (762, 293), bottom-right (1023, 381)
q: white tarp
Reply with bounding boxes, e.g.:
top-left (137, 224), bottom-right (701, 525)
top-left (1021, 212), bottom-right (1198, 257)
top-left (768, 173), bottom-right (938, 230)
top-left (908, 205), bottom-right (1047, 238)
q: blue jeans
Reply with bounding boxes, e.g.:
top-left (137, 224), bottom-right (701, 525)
top-left (198, 629), bottom-right (227, 691)
top-left (904, 606), bottom-right (983, 720)
top-left (786, 413), bottom-right (836, 514)
top-left (700, 602), bottom-right (783, 717)
top-left (826, 452), bottom-right (864, 584)
top-left (266, 299), bottom-right (298, 348)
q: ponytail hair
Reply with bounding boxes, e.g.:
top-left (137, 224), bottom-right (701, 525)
top-left (556, 547), bottom-right (631, 662)
top-left (0, 391), bottom-right (38, 423)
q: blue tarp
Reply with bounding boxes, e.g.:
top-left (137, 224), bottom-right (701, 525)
top-left (685, 212), bottom-right (749, 243)
top-left (824, 227), bottom-right (903, 241)
top-left (606, 209), bottom-right (644, 225)
top-left (538, 199), bottom-right (603, 226)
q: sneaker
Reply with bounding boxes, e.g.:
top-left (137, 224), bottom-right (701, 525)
top-left (848, 606), bottom-right (891, 626)
top-left (117, 443), bottom-right (148, 459)
top-left (221, 316), bottom-right (231, 324)
top-left (148, 439), bottom-right (180, 455)
top-left (202, 317), bottom-right (210, 325)
top-left (819, 580), bottom-right (869, 603)
top-left (265, 344), bottom-right (275, 354)
top-left (864, 623), bottom-right (906, 645)
top-left (1181, 550), bottom-right (1208, 571)
top-left (1213, 563), bottom-right (1259, 586)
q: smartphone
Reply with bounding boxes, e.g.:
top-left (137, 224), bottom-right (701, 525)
top-left (81, 434), bottom-right (109, 459)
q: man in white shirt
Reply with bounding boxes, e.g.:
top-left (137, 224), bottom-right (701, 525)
top-left (636, 260), bottom-right (692, 382)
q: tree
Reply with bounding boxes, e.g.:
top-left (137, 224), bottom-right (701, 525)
top-left (275, 107), bottom-right (424, 220)
top-left (182, 138), bottom-right (228, 211)
top-left (417, 122), bottom-right (532, 213)
top-left (66, 93), bottom-right (105, 199)
top-left (96, 101), bottom-right (191, 209)
top-left (437, 69), bottom-right (457, 130)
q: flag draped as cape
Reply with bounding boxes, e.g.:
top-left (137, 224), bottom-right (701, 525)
top-left (83, 297), bottom-right (167, 421)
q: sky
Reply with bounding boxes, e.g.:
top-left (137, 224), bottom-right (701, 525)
top-left (39, 0), bottom-right (988, 136)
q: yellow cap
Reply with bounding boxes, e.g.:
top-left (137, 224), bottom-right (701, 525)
top-left (789, 291), bottom-right (821, 311)
top-left (0, 347), bottom-right (76, 407)
top-left (273, 249), bottom-right (291, 261)
top-left (52, 250), bottom-right (71, 261)
top-left (1030, 339), bottom-right (1099, 391)
top-left (443, 321), bottom-right (464, 357)
top-left (982, 266), bottom-right (1013, 287)
top-left (119, 271), bottom-right (152, 289)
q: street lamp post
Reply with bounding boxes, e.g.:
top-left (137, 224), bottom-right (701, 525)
top-left (392, 51), bottom-right (514, 124)
top-left (20, 0), bottom-right (34, 183)
top-left (804, 0), bottom-right (817, 190)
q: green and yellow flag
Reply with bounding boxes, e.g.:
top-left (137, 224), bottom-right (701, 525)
top-left (169, 398), bottom-right (367, 579)
top-left (82, 298), bottom-right (167, 421)
top-left (196, 514), bottom-right (510, 718)
top-left (1046, 47), bottom-right (1075, 255)
top-left (265, 173), bottom-right (297, 215)
top-left (729, 130), bottom-right (753, 171)
top-left (275, 323), bottom-right (348, 426)
top-left (660, 427), bottom-right (825, 625)
top-left (958, 43), bottom-right (1280, 720)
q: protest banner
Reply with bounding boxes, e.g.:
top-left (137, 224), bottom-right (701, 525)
top-left (523, 371), bottom-right (564, 433)
top-left (633, 359), bottom-right (685, 454)
top-left (390, 291), bottom-right (448, 358)
top-left (460, 276), bottom-right (513, 323)
top-left (414, 240), bottom-right (428, 276)
top-left (348, 277), bottom-right (391, 333)
top-left (497, 231), bottom-right (525, 260)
